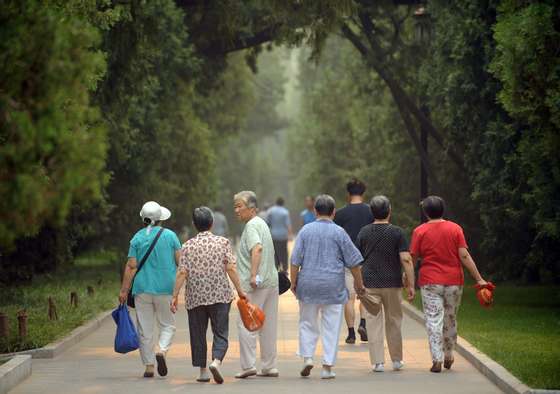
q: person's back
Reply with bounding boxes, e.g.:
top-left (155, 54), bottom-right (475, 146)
top-left (130, 225), bottom-right (180, 295)
top-left (334, 203), bottom-right (374, 243)
top-left (292, 220), bottom-right (361, 304)
top-left (212, 211), bottom-right (228, 237)
top-left (267, 205), bottom-right (291, 241)
top-left (356, 223), bottom-right (407, 289)
top-left (411, 220), bottom-right (465, 286)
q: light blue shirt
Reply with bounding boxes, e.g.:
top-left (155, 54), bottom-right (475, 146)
top-left (300, 209), bottom-right (316, 226)
top-left (266, 205), bottom-right (291, 241)
top-left (128, 226), bottom-right (181, 296)
top-left (291, 219), bottom-right (363, 304)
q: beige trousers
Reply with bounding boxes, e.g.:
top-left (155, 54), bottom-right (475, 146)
top-left (134, 293), bottom-right (176, 366)
top-left (237, 286), bottom-right (278, 370)
top-left (364, 287), bottom-right (403, 364)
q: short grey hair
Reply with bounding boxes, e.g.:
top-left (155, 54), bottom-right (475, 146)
top-left (314, 194), bottom-right (336, 216)
top-left (370, 195), bottom-right (391, 219)
top-left (233, 190), bottom-right (258, 209)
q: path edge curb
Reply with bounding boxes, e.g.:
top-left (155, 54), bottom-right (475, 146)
top-left (402, 302), bottom-right (558, 394)
top-left (0, 309), bottom-right (113, 359)
top-left (0, 355), bottom-right (31, 394)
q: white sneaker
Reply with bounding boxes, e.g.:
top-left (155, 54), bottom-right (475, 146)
top-left (392, 360), bottom-right (404, 371)
top-left (300, 358), bottom-right (314, 377)
top-left (258, 367), bottom-right (279, 377)
top-left (320, 367), bottom-right (336, 379)
top-left (235, 367), bottom-right (257, 378)
top-left (197, 368), bottom-right (210, 382)
top-left (209, 359), bottom-right (224, 384)
top-left (373, 363), bottom-right (385, 372)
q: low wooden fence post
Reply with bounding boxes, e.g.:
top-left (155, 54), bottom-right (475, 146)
top-left (17, 310), bottom-right (27, 339)
top-left (48, 297), bottom-right (58, 321)
top-left (70, 291), bottom-right (79, 308)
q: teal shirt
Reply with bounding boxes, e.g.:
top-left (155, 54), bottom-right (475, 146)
top-left (128, 226), bottom-right (181, 296)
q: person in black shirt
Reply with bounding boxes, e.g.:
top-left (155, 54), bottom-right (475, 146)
top-left (333, 179), bottom-right (373, 344)
top-left (355, 195), bottom-right (415, 372)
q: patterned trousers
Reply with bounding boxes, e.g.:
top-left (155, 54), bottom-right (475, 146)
top-left (420, 285), bottom-right (463, 362)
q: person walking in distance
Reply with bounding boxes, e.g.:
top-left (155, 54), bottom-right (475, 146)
top-left (212, 206), bottom-right (229, 238)
top-left (300, 195), bottom-right (316, 227)
top-left (334, 179), bottom-right (373, 344)
top-left (171, 207), bottom-right (246, 384)
top-left (355, 196), bottom-right (416, 372)
top-left (118, 201), bottom-right (181, 378)
top-left (266, 197), bottom-right (293, 272)
top-left (233, 191), bottom-right (280, 378)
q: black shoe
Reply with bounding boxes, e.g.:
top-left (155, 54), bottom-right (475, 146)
top-left (358, 325), bottom-right (368, 342)
top-left (345, 334), bottom-right (356, 344)
top-left (156, 353), bottom-right (168, 377)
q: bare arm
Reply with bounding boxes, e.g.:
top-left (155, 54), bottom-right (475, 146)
top-left (226, 262), bottom-right (247, 298)
top-left (170, 270), bottom-right (187, 313)
top-left (350, 265), bottom-right (365, 296)
top-left (249, 244), bottom-right (263, 289)
top-left (459, 247), bottom-right (487, 285)
top-left (290, 264), bottom-right (299, 296)
top-left (174, 249), bottom-right (181, 266)
top-left (399, 251), bottom-right (416, 301)
top-left (118, 258), bottom-right (137, 304)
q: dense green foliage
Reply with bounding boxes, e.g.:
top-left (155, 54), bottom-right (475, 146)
top-left (0, 0), bottom-right (558, 285)
top-left (0, 2), bottom-right (108, 249)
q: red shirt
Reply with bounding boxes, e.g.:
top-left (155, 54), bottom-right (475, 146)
top-left (410, 220), bottom-right (467, 287)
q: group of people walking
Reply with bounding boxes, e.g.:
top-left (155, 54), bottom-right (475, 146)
top-left (118, 180), bottom-right (487, 383)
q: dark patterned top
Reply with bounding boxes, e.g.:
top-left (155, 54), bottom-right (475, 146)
top-left (179, 231), bottom-right (235, 310)
top-left (356, 223), bottom-right (408, 288)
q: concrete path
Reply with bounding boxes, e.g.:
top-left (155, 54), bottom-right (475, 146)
top-left (11, 293), bottom-right (502, 393)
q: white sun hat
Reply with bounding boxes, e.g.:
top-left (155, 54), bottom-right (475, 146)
top-left (139, 201), bottom-right (171, 224)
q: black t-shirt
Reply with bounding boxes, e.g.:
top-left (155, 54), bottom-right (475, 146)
top-left (333, 203), bottom-right (374, 243)
top-left (356, 223), bottom-right (409, 288)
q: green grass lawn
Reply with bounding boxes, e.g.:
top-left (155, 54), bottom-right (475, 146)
top-left (0, 250), bottom-right (121, 353)
top-left (411, 283), bottom-right (560, 389)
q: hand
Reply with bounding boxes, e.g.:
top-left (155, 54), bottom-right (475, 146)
top-left (250, 275), bottom-right (258, 289)
top-left (354, 283), bottom-right (366, 296)
top-left (237, 290), bottom-right (248, 300)
top-left (118, 289), bottom-right (128, 305)
top-left (477, 279), bottom-right (488, 287)
top-left (406, 286), bottom-right (415, 301)
top-left (170, 296), bottom-right (178, 313)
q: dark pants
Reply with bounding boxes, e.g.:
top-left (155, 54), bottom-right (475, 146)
top-left (273, 240), bottom-right (288, 271)
top-left (187, 302), bottom-right (231, 368)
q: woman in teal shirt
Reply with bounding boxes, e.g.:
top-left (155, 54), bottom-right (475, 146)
top-left (119, 201), bottom-right (181, 378)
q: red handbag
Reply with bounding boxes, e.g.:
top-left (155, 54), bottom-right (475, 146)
top-left (474, 282), bottom-right (496, 308)
top-left (237, 298), bottom-right (265, 332)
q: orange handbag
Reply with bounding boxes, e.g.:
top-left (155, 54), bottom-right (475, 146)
top-left (474, 282), bottom-right (496, 308)
top-left (237, 298), bottom-right (265, 332)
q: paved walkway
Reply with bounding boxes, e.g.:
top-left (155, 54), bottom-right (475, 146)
top-left (11, 293), bottom-right (501, 393)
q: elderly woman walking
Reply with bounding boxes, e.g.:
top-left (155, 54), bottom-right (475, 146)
top-left (171, 207), bottom-right (246, 384)
top-left (290, 194), bottom-right (365, 379)
top-left (410, 196), bottom-right (488, 373)
top-left (355, 195), bottom-right (416, 373)
top-left (233, 191), bottom-right (279, 378)
top-left (119, 201), bottom-right (181, 378)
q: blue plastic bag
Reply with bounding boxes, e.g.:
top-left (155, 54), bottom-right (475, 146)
top-left (112, 304), bottom-right (139, 354)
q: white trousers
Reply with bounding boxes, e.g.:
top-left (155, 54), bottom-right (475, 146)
top-left (238, 287), bottom-right (278, 370)
top-left (298, 302), bottom-right (344, 366)
top-left (134, 293), bottom-right (176, 365)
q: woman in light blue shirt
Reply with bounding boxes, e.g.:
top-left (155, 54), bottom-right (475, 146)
top-left (290, 194), bottom-right (365, 379)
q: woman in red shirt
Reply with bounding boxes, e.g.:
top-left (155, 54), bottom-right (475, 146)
top-left (410, 196), bottom-right (487, 373)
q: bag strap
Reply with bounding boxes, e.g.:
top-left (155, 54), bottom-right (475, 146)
top-left (131, 227), bottom-right (165, 288)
